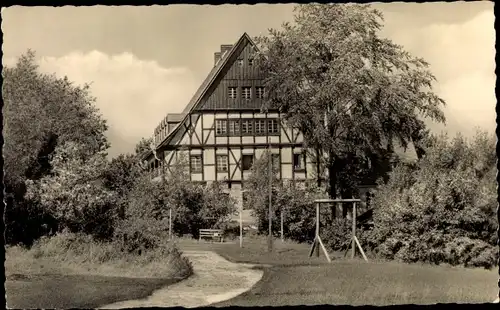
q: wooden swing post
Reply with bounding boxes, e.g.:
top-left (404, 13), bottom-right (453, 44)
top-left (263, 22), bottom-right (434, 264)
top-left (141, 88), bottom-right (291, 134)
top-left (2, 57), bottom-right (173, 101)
top-left (309, 199), bottom-right (333, 263)
top-left (309, 198), bottom-right (368, 262)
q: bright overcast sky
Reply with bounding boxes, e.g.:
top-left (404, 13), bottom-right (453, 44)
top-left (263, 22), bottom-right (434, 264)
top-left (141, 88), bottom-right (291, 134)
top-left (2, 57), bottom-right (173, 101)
top-left (2, 3), bottom-right (495, 157)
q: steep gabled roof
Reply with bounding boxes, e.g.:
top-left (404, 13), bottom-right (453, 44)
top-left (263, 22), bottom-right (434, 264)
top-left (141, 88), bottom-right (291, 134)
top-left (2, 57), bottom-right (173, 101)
top-left (151, 32), bottom-right (258, 153)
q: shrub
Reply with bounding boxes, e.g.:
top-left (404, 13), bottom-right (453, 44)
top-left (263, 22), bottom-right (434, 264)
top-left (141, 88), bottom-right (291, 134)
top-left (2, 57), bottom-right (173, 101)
top-left (250, 180), bottom-right (325, 243)
top-left (365, 131), bottom-right (498, 268)
top-left (119, 155), bottom-right (236, 246)
top-left (221, 221), bottom-right (241, 240)
top-left (25, 142), bottom-right (118, 241)
top-left (320, 218), bottom-right (352, 251)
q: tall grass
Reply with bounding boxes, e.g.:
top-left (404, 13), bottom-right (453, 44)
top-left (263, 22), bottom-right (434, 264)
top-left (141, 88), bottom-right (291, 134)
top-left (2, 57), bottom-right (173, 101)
top-left (6, 232), bottom-right (193, 279)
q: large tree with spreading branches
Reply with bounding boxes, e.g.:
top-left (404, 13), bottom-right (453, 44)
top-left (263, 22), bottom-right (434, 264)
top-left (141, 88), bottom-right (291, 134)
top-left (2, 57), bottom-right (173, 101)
top-left (255, 4), bottom-right (445, 198)
top-left (3, 50), bottom-right (109, 244)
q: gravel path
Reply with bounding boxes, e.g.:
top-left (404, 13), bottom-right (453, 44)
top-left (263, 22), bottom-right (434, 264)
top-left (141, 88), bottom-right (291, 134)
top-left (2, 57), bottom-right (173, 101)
top-left (100, 251), bottom-right (264, 308)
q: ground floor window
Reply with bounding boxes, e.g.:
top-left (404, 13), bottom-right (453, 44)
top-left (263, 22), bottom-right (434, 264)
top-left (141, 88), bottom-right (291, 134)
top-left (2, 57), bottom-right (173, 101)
top-left (190, 155), bottom-right (202, 173)
top-left (216, 155), bottom-right (229, 172)
top-left (293, 153), bottom-right (305, 171)
top-left (242, 154), bottom-right (254, 171)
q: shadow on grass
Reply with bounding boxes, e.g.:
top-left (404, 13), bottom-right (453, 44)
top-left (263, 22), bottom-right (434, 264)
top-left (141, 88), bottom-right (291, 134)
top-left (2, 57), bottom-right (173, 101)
top-left (6, 274), bottom-right (183, 309)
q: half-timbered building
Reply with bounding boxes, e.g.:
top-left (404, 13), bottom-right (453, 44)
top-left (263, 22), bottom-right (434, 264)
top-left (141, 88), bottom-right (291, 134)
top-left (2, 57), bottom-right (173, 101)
top-left (143, 32), bottom-right (419, 210)
top-left (143, 33), bottom-right (320, 208)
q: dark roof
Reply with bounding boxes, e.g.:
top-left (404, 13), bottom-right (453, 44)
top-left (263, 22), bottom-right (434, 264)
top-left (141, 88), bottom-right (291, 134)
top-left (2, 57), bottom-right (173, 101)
top-left (166, 113), bottom-right (185, 123)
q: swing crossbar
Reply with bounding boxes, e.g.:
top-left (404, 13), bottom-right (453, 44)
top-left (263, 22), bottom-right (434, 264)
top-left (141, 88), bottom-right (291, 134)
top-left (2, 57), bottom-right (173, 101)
top-left (314, 198), bottom-right (361, 204)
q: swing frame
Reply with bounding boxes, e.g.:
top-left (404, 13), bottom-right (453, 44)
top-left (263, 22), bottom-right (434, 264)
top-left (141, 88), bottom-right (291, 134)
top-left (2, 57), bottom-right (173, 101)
top-left (309, 198), bottom-right (368, 262)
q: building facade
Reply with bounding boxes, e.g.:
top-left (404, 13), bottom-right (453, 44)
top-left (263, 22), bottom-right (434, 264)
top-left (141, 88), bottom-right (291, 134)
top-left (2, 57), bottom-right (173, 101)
top-left (144, 33), bottom-right (322, 208)
top-left (143, 32), bottom-right (418, 210)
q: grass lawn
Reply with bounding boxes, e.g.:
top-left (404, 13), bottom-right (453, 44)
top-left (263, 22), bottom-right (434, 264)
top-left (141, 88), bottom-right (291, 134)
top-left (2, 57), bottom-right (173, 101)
top-left (5, 241), bottom-right (190, 309)
top-left (6, 274), bottom-right (179, 309)
top-left (177, 237), bottom-right (498, 306)
top-left (176, 236), bottom-right (343, 266)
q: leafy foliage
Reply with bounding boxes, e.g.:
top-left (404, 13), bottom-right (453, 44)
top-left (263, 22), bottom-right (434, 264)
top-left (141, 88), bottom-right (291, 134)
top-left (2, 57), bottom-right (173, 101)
top-left (3, 50), bottom-right (108, 185)
top-left (25, 142), bottom-right (118, 240)
top-left (254, 4), bottom-right (445, 198)
top-left (102, 140), bottom-right (152, 220)
top-left (245, 151), bottom-right (326, 242)
top-left (116, 156), bottom-right (237, 252)
top-left (3, 51), bottom-right (109, 245)
top-left (363, 130), bottom-right (497, 268)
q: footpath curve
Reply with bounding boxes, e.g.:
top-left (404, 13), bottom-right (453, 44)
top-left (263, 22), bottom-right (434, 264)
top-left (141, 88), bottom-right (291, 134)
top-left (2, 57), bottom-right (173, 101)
top-left (100, 250), bottom-right (264, 308)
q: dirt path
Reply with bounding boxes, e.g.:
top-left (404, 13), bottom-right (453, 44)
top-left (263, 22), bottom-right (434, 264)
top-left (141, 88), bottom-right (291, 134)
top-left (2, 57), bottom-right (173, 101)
top-left (100, 251), bottom-right (264, 308)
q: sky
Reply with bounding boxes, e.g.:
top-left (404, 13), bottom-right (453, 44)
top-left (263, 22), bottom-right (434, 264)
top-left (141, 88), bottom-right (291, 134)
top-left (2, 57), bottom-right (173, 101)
top-left (2, 3), bottom-right (496, 157)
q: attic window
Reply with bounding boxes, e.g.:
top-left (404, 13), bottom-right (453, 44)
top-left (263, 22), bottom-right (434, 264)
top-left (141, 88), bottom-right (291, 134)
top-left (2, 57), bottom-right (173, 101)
top-left (228, 87), bottom-right (237, 99)
top-left (237, 59), bottom-right (244, 66)
top-left (256, 87), bottom-right (265, 99)
top-left (248, 58), bottom-right (254, 66)
top-left (242, 87), bottom-right (251, 99)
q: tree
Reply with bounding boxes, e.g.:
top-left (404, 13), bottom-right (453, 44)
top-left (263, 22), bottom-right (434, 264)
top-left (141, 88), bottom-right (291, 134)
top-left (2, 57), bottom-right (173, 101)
top-left (3, 50), bottom-right (109, 185)
top-left (25, 142), bottom-right (118, 240)
top-left (135, 137), bottom-right (153, 158)
top-left (255, 4), bottom-right (445, 199)
top-left (245, 150), bottom-right (325, 240)
top-left (3, 50), bottom-right (109, 245)
top-left (244, 150), bottom-right (281, 231)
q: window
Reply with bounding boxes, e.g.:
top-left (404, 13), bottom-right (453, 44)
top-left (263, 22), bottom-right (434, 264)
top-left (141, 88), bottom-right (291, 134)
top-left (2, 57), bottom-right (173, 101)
top-left (229, 120), bottom-right (240, 135)
top-left (237, 59), bottom-right (244, 66)
top-left (242, 87), bottom-right (252, 99)
top-left (242, 154), bottom-right (254, 171)
top-left (216, 119), bottom-right (227, 136)
top-left (255, 119), bottom-right (266, 134)
top-left (216, 155), bottom-right (229, 172)
top-left (241, 119), bottom-right (253, 135)
top-left (190, 155), bottom-right (202, 173)
top-left (228, 87), bottom-right (237, 99)
top-left (256, 87), bottom-right (265, 99)
top-left (293, 153), bottom-right (305, 171)
top-left (268, 119), bottom-right (279, 135)
top-left (248, 58), bottom-right (254, 66)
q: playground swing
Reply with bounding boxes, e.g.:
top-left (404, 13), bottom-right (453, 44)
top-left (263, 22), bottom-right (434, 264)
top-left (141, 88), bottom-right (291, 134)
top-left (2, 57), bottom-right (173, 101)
top-left (309, 198), bottom-right (368, 263)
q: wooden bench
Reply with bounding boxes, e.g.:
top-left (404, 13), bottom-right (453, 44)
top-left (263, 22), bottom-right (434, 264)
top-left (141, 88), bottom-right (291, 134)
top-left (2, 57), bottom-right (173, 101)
top-left (199, 229), bottom-right (224, 243)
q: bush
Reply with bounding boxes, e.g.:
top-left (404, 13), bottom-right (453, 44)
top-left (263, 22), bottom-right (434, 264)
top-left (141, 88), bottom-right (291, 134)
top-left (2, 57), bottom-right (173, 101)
top-left (320, 218), bottom-right (352, 251)
top-left (25, 142), bottom-right (118, 241)
top-left (250, 180), bottom-right (325, 243)
top-left (365, 131), bottom-right (498, 268)
top-left (119, 155), bottom-right (236, 246)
